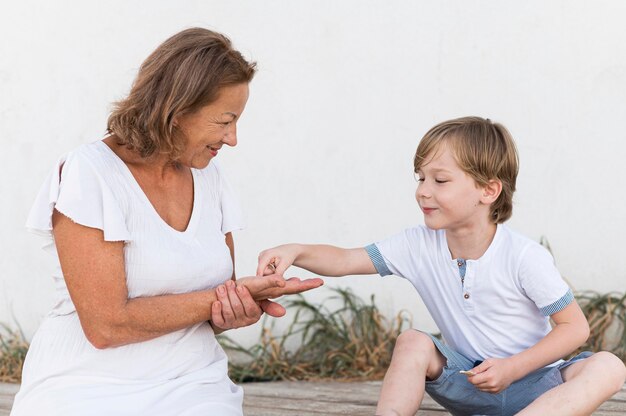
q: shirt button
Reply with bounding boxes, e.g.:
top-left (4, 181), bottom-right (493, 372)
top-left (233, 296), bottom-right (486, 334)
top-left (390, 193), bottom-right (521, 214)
top-left (457, 261), bottom-right (463, 266)
top-left (464, 293), bottom-right (470, 299)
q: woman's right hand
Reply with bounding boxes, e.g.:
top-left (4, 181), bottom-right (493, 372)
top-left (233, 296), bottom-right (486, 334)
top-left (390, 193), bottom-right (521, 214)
top-left (256, 244), bottom-right (302, 276)
top-left (210, 280), bottom-right (287, 333)
top-left (237, 273), bottom-right (323, 301)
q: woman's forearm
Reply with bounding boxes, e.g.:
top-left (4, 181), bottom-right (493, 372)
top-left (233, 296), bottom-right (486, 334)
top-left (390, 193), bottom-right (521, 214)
top-left (84, 289), bottom-right (217, 349)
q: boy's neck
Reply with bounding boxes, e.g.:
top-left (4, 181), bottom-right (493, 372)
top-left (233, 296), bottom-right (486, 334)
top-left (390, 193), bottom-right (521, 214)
top-left (445, 222), bottom-right (498, 260)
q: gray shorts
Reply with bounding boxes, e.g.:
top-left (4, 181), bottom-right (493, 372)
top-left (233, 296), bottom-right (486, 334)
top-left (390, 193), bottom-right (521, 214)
top-left (422, 332), bottom-right (592, 416)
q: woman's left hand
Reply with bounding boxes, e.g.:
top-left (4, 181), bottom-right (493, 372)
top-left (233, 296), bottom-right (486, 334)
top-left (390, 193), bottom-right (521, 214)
top-left (210, 280), bottom-right (286, 332)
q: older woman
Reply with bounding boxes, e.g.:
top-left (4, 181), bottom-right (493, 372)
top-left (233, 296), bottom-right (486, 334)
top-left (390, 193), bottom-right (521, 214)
top-left (11, 28), bottom-right (322, 416)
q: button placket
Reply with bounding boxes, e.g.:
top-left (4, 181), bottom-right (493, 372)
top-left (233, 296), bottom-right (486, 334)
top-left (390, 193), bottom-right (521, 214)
top-left (462, 261), bottom-right (474, 310)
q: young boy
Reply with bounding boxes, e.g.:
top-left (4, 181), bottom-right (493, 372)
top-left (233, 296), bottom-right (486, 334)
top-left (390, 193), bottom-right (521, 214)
top-left (256, 117), bottom-right (626, 416)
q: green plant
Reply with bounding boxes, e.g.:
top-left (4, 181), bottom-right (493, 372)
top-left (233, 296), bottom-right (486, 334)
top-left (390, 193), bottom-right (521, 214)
top-left (219, 287), bottom-right (412, 382)
top-left (0, 324), bottom-right (29, 383)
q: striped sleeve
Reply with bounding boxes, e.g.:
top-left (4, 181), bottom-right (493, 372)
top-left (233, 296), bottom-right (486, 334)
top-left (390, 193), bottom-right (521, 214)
top-left (539, 288), bottom-right (574, 316)
top-left (365, 244), bottom-right (392, 276)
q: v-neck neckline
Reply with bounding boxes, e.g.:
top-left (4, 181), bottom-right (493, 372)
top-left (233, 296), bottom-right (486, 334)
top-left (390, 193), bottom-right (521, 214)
top-left (98, 140), bottom-right (201, 236)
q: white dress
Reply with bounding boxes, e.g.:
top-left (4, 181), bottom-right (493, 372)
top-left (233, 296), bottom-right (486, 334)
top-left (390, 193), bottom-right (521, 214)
top-left (12, 141), bottom-right (245, 416)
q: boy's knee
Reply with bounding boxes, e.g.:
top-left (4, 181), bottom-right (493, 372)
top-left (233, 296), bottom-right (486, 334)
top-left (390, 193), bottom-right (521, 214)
top-left (601, 352), bottom-right (626, 387)
top-left (587, 351), bottom-right (626, 392)
top-left (393, 330), bottom-right (437, 359)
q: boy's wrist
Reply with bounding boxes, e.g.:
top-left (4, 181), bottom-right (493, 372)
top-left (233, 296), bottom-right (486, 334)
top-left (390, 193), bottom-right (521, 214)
top-left (506, 354), bottom-right (531, 380)
top-left (291, 243), bottom-right (305, 265)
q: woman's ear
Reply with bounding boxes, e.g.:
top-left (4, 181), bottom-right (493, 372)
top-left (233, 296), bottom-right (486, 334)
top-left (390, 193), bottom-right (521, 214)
top-left (481, 179), bottom-right (502, 204)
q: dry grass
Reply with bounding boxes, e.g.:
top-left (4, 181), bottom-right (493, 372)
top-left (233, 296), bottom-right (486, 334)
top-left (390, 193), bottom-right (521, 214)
top-left (0, 325), bottom-right (29, 383)
top-left (1, 289), bottom-right (624, 384)
top-left (219, 287), bottom-right (412, 382)
top-left (574, 291), bottom-right (626, 361)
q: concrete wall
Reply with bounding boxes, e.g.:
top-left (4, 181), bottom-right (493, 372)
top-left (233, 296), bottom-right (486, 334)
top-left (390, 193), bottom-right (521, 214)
top-left (1, 0), bottom-right (625, 345)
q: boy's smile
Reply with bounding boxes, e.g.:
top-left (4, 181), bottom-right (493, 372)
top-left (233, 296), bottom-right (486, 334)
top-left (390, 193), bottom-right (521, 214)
top-left (415, 143), bottom-right (491, 233)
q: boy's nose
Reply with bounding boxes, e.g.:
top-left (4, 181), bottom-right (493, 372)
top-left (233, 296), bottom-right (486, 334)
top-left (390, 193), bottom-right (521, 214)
top-left (416, 184), bottom-right (431, 199)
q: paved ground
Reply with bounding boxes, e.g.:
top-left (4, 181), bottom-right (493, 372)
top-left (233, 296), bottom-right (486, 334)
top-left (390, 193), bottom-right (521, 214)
top-left (2, 380), bottom-right (625, 415)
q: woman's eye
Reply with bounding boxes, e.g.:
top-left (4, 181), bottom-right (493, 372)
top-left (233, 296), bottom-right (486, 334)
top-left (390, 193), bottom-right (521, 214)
top-left (435, 179), bottom-right (448, 184)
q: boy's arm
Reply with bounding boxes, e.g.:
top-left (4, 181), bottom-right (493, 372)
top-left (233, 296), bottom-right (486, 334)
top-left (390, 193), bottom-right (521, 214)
top-left (468, 300), bottom-right (589, 393)
top-left (257, 244), bottom-right (377, 277)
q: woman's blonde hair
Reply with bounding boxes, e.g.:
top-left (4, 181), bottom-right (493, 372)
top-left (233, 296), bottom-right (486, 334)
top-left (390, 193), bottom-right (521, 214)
top-left (107, 28), bottom-right (256, 160)
top-left (413, 116), bottom-right (519, 223)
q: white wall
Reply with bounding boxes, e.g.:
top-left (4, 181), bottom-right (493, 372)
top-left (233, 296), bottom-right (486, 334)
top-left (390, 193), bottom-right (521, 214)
top-left (1, 1), bottom-right (625, 345)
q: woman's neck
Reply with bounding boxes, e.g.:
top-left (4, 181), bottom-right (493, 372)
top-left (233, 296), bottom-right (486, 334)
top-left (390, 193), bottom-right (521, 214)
top-left (103, 135), bottom-right (183, 180)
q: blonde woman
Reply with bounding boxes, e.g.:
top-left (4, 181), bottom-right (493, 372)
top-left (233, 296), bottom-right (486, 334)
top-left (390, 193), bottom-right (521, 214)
top-left (12, 28), bottom-right (322, 416)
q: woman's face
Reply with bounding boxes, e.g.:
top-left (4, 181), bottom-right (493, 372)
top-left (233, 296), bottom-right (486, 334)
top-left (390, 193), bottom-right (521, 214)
top-left (175, 83), bottom-right (249, 169)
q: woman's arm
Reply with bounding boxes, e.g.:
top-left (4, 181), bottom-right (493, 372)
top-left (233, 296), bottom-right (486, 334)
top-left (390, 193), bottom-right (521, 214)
top-left (53, 210), bottom-right (286, 349)
top-left (257, 244), bottom-right (377, 277)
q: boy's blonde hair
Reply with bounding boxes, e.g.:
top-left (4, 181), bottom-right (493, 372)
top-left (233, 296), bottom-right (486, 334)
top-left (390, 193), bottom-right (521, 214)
top-left (413, 116), bottom-right (519, 223)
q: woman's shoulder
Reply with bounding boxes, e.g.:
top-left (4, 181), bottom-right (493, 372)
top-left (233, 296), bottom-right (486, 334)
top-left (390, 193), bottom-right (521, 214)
top-left (63, 140), bottom-right (115, 165)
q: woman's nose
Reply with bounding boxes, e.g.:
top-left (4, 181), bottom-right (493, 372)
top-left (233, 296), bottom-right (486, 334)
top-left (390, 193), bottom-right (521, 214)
top-left (222, 125), bottom-right (238, 147)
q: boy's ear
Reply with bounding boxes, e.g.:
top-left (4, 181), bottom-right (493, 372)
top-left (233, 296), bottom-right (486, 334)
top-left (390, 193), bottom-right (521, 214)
top-left (481, 179), bottom-right (502, 204)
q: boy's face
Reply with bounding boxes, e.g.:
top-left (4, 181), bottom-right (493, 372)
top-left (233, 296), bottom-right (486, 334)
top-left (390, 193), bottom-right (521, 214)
top-left (415, 143), bottom-right (491, 231)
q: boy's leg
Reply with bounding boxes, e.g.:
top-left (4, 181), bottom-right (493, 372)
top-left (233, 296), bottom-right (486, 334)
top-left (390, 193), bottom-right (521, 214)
top-left (376, 330), bottom-right (446, 416)
top-left (517, 351), bottom-right (626, 416)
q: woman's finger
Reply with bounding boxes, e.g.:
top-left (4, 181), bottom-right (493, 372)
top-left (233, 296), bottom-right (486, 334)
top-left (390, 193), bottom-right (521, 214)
top-left (216, 284), bottom-right (235, 322)
top-left (225, 280), bottom-right (245, 318)
top-left (259, 299), bottom-right (286, 317)
top-left (211, 301), bottom-right (225, 328)
top-left (237, 286), bottom-right (262, 320)
top-left (282, 277), bottom-right (324, 294)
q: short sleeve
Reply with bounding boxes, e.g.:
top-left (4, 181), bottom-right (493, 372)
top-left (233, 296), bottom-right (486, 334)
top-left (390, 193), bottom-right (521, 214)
top-left (366, 227), bottom-right (424, 279)
top-left (25, 149), bottom-right (131, 243)
top-left (212, 160), bottom-right (245, 234)
top-left (518, 243), bottom-right (573, 316)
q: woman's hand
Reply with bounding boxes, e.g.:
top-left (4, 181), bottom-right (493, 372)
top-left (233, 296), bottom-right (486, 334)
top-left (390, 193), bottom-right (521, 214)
top-left (256, 244), bottom-right (302, 276)
top-left (237, 274), bottom-right (324, 300)
top-left (210, 278), bottom-right (289, 333)
top-left (209, 280), bottom-right (281, 332)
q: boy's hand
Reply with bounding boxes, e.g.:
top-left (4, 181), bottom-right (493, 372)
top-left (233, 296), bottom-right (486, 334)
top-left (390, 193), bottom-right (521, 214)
top-left (465, 357), bottom-right (519, 393)
top-left (257, 245), bottom-right (301, 276)
top-left (237, 274), bottom-right (324, 300)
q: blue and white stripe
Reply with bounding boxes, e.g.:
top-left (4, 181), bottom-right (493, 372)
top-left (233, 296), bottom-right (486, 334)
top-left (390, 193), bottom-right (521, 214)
top-left (365, 244), bottom-right (392, 276)
top-left (539, 288), bottom-right (574, 316)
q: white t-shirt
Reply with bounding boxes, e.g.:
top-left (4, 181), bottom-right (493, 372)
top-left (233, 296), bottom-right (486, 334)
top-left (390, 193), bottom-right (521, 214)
top-left (366, 224), bottom-right (573, 362)
top-left (13, 141), bottom-right (245, 416)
